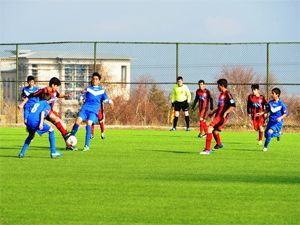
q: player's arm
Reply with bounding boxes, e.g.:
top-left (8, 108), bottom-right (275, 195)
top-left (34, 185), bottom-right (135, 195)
top-left (277, 103), bottom-right (288, 122)
top-left (185, 86), bottom-right (191, 104)
top-left (57, 91), bottom-right (72, 98)
top-left (246, 95), bottom-right (252, 115)
top-left (208, 90), bottom-right (214, 110)
top-left (39, 111), bottom-right (45, 130)
top-left (18, 98), bottom-right (29, 110)
top-left (223, 93), bottom-right (236, 118)
top-left (191, 92), bottom-right (199, 110)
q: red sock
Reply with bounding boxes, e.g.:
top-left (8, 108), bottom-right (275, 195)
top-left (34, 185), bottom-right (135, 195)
top-left (202, 121), bottom-right (208, 133)
top-left (54, 121), bottom-right (67, 136)
top-left (259, 131), bottom-right (263, 141)
top-left (91, 124), bottom-right (95, 136)
top-left (205, 133), bottom-right (213, 150)
top-left (213, 132), bottom-right (222, 146)
top-left (100, 121), bottom-right (105, 133)
top-left (199, 121), bottom-right (203, 133)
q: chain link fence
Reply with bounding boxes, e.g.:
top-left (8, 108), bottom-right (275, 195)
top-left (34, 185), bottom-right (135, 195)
top-left (0, 41), bottom-right (299, 129)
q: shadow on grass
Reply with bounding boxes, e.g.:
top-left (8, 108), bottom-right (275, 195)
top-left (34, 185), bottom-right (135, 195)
top-left (136, 148), bottom-right (197, 154)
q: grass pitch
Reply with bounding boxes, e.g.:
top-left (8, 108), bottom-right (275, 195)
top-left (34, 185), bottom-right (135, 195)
top-left (0, 128), bottom-right (299, 225)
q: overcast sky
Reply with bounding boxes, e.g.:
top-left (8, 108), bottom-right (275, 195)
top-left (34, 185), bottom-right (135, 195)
top-left (0, 0), bottom-right (299, 43)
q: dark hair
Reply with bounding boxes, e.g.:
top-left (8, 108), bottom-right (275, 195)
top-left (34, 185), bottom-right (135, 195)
top-left (251, 84), bottom-right (259, 90)
top-left (198, 80), bottom-right (205, 84)
top-left (177, 76), bottom-right (183, 81)
top-left (217, 78), bottom-right (228, 88)
top-left (272, 87), bottom-right (281, 97)
top-left (49, 77), bottom-right (61, 86)
top-left (92, 72), bottom-right (101, 80)
top-left (27, 75), bottom-right (35, 82)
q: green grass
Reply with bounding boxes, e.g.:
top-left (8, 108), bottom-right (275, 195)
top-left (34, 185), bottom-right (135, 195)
top-left (0, 128), bottom-right (299, 225)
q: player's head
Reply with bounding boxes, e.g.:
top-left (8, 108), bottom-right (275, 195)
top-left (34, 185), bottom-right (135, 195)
top-left (177, 76), bottom-right (183, 86)
top-left (271, 87), bottom-right (281, 99)
top-left (91, 72), bottom-right (101, 86)
top-left (27, 75), bottom-right (35, 87)
top-left (217, 78), bottom-right (228, 91)
top-left (251, 84), bottom-right (260, 95)
top-left (49, 77), bottom-right (61, 91)
top-left (198, 80), bottom-right (205, 90)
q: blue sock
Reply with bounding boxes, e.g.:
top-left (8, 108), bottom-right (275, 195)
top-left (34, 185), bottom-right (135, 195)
top-left (85, 125), bottom-right (91, 147)
top-left (71, 123), bottom-right (79, 136)
top-left (19, 134), bottom-right (34, 156)
top-left (49, 131), bottom-right (56, 154)
top-left (264, 131), bottom-right (272, 148)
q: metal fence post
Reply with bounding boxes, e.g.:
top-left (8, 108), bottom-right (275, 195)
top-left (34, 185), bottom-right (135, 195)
top-left (266, 43), bottom-right (270, 100)
top-left (176, 43), bottom-right (179, 81)
top-left (15, 44), bottom-right (19, 124)
top-left (94, 42), bottom-right (97, 72)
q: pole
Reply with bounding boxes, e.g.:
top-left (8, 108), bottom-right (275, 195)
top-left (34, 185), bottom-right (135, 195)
top-left (266, 43), bottom-right (270, 100)
top-left (176, 43), bottom-right (179, 81)
top-left (15, 44), bottom-right (19, 124)
top-left (94, 42), bottom-right (97, 72)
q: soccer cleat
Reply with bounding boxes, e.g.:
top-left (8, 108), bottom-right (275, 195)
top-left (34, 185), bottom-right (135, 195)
top-left (258, 140), bottom-right (263, 145)
top-left (200, 134), bottom-right (207, 138)
top-left (50, 152), bottom-right (62, 158)
top-left (64, 132), bottom-right (72, 141)
top-left (200, 150), bottom-right (211, 155)
top-left (101, 133), bottom-right (105, 139)
top-left (277, 136), bottom-right (280, 141)
top-left (186, 128), bottom-right (191, 131)
top-left (83, 146), bottom-right (90, 151)
top-left (90, 135), bottom-right (94, 139)
top-left (263, 147), bottom-right (268, 152)
top-left (18, 153), bottom-right (24, 158)
top-left (213, 144), bottom-right (224, 150)
top-left (66, 146), bottom-right (78, 151)
top-left (169, 128), bottom-right (176, 131)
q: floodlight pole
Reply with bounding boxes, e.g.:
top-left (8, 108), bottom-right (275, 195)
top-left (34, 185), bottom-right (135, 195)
top-left (266, 43), bottom-right (270, 100)
top-left (94, 42), bottom-right (97, 72)
top-left (15, 44), bottom-right (19, 124)
top-left (176, 43), bottom-right (179, 81)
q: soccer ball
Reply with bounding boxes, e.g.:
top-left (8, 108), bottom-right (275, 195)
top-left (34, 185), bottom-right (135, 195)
top-left (66, 135), bottom-right (77, 147)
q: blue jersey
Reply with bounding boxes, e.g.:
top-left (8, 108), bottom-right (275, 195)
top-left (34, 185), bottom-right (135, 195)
top-left (267, 99), bottom-right (288, 123)
top-left (27, 100), bottom-right (51, 128)
top-left (22, 86), bottom-right (40, 107)
top-left (81, 85), bottom-right (109, 114)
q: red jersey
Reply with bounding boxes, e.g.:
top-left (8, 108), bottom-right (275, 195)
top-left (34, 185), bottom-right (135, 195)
top-left (247, 94), bottom-right (267, 119)
top-left (215, 90), bottom-right (236, 117)
top-left (192, 88), bottom-right (213, 114)
top-left (32, 87), bottom-right (60, 109)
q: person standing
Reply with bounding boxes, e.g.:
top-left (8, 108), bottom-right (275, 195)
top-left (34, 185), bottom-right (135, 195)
top-left (247, 84), bottom-right (268, 145)
top-left (170, 76), bottom-right (191, 131)
top-left (191, 80), bottom-right (213, 138)
top-left (200, 79), bottom-right (236, 155)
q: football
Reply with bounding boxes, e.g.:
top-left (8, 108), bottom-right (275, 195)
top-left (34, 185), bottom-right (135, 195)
top-left (66, 135), bottom-right (77, 147)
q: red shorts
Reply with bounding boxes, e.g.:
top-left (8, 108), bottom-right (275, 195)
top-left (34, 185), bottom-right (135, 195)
top-left (252, 116), bottom-right (264, 130)
top-left (210, 115), bottom-right (229, 131)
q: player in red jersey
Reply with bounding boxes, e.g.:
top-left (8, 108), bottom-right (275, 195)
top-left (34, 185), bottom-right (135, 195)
top-left (200, 78), bottom-right (236, 155)
top-left (28, 77), bottom-right (73, 147)
top-left (91, 102), bottom-right (105, 139)
top-left (191, 80), bottom-right (213, 138)
top-left (247, 84), bottom-right (268, 145)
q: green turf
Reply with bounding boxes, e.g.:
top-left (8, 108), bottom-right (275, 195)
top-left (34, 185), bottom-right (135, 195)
top-left (0, 128), bottom-right (299, 225)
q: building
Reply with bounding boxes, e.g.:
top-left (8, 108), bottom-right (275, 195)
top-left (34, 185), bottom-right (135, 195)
top-left (0, 50), bottom-right (131, 120)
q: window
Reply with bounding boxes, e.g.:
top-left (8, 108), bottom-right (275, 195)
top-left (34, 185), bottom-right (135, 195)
top-left (121, 65), bottom-right (127, 88)
top-left (32, 64), bottom-right (38, 77)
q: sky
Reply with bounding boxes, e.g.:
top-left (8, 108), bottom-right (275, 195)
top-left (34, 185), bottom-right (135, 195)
top-left (0, 0), bottom-right (299, 43)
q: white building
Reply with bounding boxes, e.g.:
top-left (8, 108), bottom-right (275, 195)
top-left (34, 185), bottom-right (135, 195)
top-left (0, 50), bottom-right (131, 120)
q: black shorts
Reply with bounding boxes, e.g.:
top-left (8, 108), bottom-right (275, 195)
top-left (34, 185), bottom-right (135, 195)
top-left (174, 100), bottom-right (189, 112)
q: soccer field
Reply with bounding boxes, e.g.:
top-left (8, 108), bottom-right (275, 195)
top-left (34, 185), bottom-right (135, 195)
top-left (0, 128), bottom-right (299, 225)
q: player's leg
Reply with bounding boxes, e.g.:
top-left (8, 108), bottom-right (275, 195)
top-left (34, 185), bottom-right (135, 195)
top-left (91, 123), bottom-right (95, 139)
top-left (213, 130), bottom-right (223, 150)
top-left (170, 110), bottom-right (179, 131)
top-left (18, 129), bottom-right (35, 158)
top-left (98, 108), bottom-right (105, 139)
top-left (99, 119), bottom-right (105, 139)
top-left (83, 113), bottom-right (97, 151)
top-left (183, 101), bottom-right (190, 131)
top-left (71, 116), bottom-right (83, 136)
top-left (263, 128), bottom-right (273, 151)
top-left (48, 111), bottom-right (69, 138)
top-left (200, 125), bottom-right (214, 155)
top-left (258, 125), bottom-right (264, 145)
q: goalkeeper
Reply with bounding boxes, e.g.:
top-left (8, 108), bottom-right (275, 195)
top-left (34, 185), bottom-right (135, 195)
top-left (170, 76), bottom-right (191, 131)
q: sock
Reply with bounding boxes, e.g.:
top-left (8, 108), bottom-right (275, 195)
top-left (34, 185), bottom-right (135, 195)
top-left (173, 116), bottom-right (178, 129)
top-left (100, 121), bottom-right (105, 133)
top-left (264, 131), bottom-right (272, 148)
top-left (185, 116), bottom-right (190, 128)
top-left (213, 132), bottom-right (222, 146)
top-left (54, 121), bottom-right (68, 136)
top-left (203, 121), bottom-right (208, 134)
top-left (205, 133), bottom-right (213, 150)
top-left (85, 125), bottom-right (91, 147)
top-left (19, 134), bottom-right (33, 155)
top-left (259, 131), bottom-right (263, 141)
top-left (71, 123), bottom-right (79, 136)
top-left (199, 121), bottom-right (203, 133)
top-left (49, 131), bottom-right (56, 154)
top-left (91, 124), bottom-right (95, 136)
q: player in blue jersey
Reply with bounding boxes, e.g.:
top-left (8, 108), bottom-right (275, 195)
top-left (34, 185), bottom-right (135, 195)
top-left (18, 93), bottom-right (62, 158)
top-left (263, 88), bottom-right (288, 152)
top-left (71, 72), bottom-right (112, 151)
top-left (18, 76), bottom-right (40, 124)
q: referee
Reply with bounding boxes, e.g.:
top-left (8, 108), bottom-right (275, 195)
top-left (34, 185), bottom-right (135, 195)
top-left (170, 76), bottom-right (192, 131)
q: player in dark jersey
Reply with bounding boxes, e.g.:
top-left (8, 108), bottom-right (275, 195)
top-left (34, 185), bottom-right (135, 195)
top-left (192, 80), bottom-right (213, 138)
top-left (28, 77), bottom-right (73, 148)
top-left (247, 84), bottom-right (268, 145)
top-left (18, 94), bottom-right (62, 158)
top-left (200, 79), bottom-right (236, 155)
